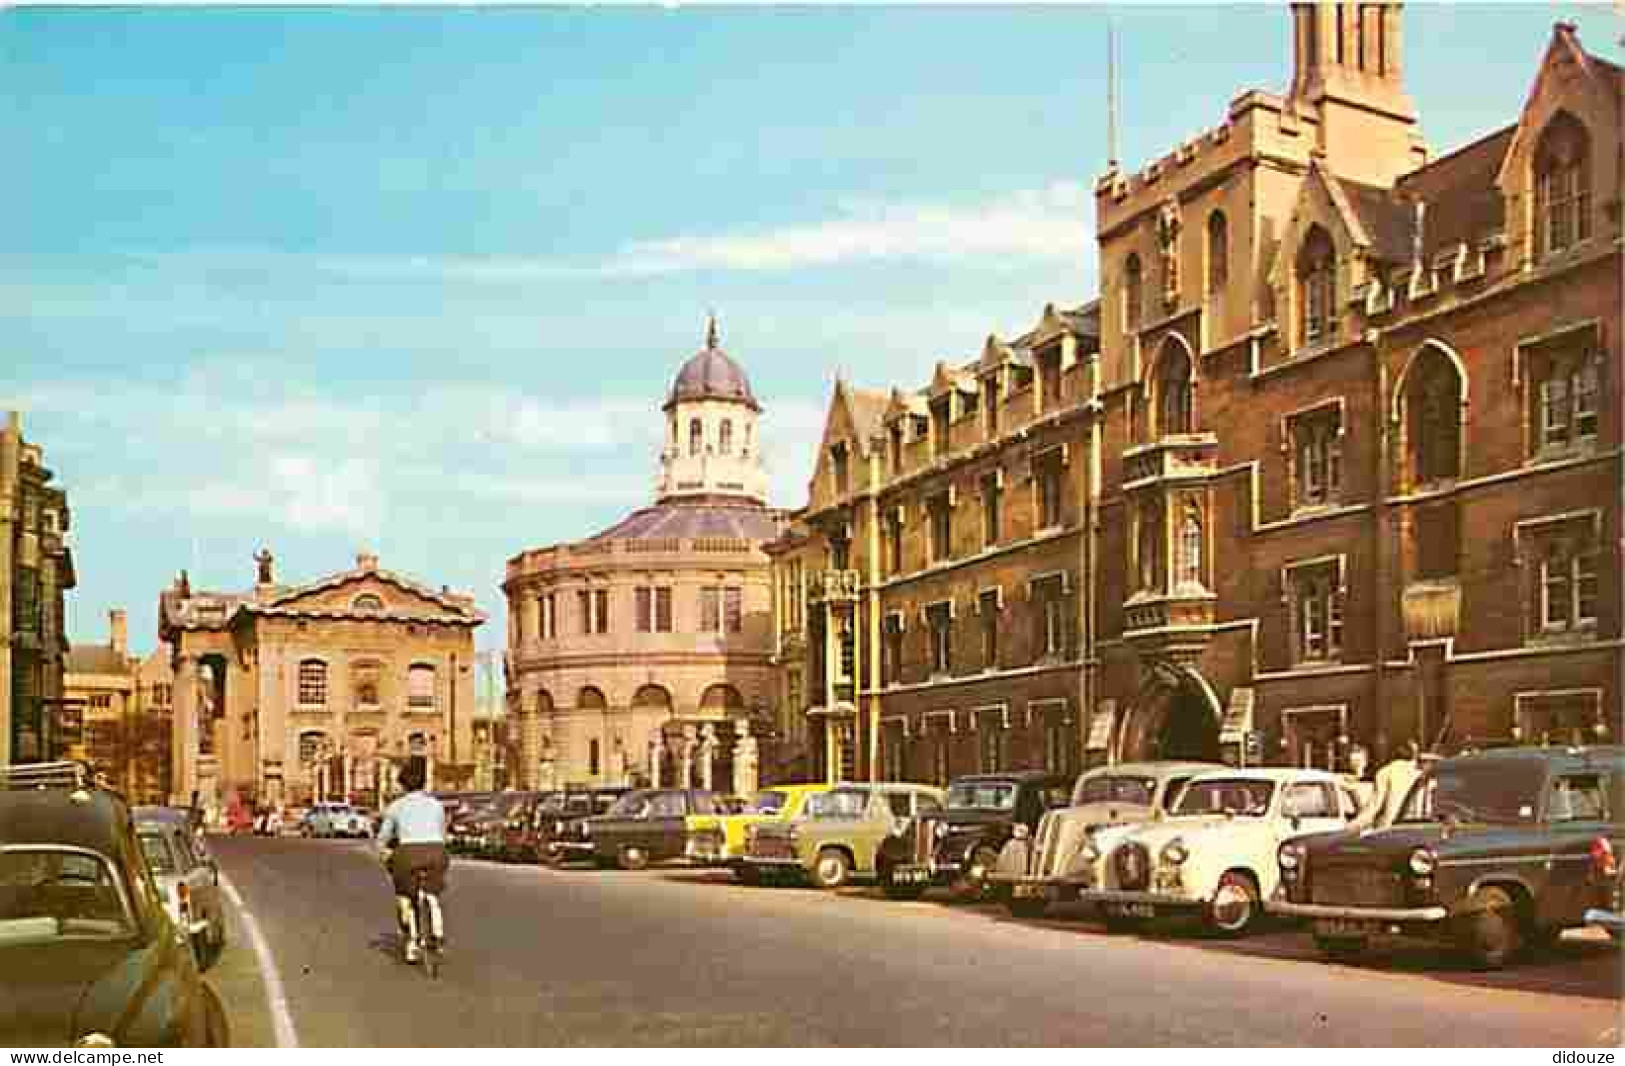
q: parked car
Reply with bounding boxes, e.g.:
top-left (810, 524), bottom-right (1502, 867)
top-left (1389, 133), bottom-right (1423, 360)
top-left (989, 760), bottom-right (1221, 919)
top-left (510, 787), bottom-right (631, 864)
top-left (1584, 856), bottom-right (1622, 942)
top-left (301, 801), bottom-right (371, 839)
top-left (874, 771), bottom-right (1073, 901)
top-left (1270, 745), bottom-right (1625, 968)
top-left (0, 762), bottom-right (228, 1046)
top-left (556, 789), bottom-right (726, 870)
top-left (742, 782), bottom-right (946, 890)
top-left (1082, 767), bottom-right (1362, 936)
top-left (493, 791), bottom-right (559, 861)
top-left (131, 807), bottom-right (227, 971)
top-left (448, 792), bottom-right (534, 857)
top-left (683, 783), bottom-right (833, 882)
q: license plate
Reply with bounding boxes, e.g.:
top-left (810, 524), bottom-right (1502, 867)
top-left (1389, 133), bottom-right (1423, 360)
top-left (1112, 902), bottom-right (1156, 919)
top-left (1314, 917), bottom-right (1379, 937)
top-left (1013, 882), bottom-right (1046, 899)
top-left (895, 866), bottom-right (929, 884)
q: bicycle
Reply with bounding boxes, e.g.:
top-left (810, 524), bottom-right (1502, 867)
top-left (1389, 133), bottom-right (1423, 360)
top-left (410, 868), bottom-right (444, 980)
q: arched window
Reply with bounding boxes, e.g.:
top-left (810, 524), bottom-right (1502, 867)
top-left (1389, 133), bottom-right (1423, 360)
top-left (719, 419), bottom-right (733, 454)
top-left (689, 418), bottom-right (703, 456)
top-left (1156, 346), bottom-right (1193, 436)
top-left (1297, 226), bottom-right (1336, 347)
top-left (407, 664), bottom-right (436, 710)
top-left (297, 730), bottom-right (326, 765)
top-left (1206, 211), bottom-right (1228, 295)
top-left (352, 593), bottom-right (384, 613)
top-left (1405, 347), bottom-right (1463, 486)
top-left (1534, 112), bottom-right (1590, 257)
top-left (1123, 254), bottom-right (1144, 332)
top-left (577, 686), bottom-right (608, 711)
top-left (298, 660), bottom-right (328, 706)
top-left (1178, 508), bottom-right (1203, 588)
top-left (1137, 500), bottom-right (1163, 593)
top-left (352, 659), bottom-right (382, 709)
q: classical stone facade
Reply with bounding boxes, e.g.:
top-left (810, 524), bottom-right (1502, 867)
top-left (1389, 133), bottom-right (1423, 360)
top-left (770, 5), bottom-right (1621, 783)
top-left (505, 321), bottom-right (786, 793)
top-left (1, 411), bottom-right (76, 766)
top-left (157, 550), bottom-right (483, 810)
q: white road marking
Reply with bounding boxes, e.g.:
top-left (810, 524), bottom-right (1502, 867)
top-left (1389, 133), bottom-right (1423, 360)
top-left (219, 873), bottom-right (301, 1049)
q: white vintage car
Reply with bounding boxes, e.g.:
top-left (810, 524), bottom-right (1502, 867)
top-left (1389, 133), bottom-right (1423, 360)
top-left (989, 761), bottom-right (1222, 918)
top-left (1082, 767), bottom-right (1364, 936)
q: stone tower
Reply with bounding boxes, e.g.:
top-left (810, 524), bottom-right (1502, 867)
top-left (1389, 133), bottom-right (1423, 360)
top-left (656, 316), bottom-right (770, 504)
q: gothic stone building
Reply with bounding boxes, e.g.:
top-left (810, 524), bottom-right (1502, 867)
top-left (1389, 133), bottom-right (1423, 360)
top-left (157, 551), bottom-right (483, 810)
top-left (769, 5), bottom-right (1621, 783)
top-left (504, 322), bottom-right (786, 794)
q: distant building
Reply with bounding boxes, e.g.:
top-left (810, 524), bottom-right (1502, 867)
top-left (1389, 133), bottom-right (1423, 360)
top-left (1, 411), bottom-right (76, 766)
top-left (62, 610), bottom-right (176, 805)
top-left (504, 318), bottom-right (788, 795)
top-left (471, 649), bottom-right (508, 792)
top-left (157, 549), bottom-right (484, 811)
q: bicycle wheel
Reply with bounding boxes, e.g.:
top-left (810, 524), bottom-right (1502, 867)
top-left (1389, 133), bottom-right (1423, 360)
top-left (416, 889), bottom-right (440, 979)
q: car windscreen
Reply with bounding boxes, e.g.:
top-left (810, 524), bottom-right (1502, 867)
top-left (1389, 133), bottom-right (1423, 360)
top-left (1073, 775), bottom-right (1156, 806)
top-left (1397, 760), bottom-right (1545, 826)
top-left (746, 791), bottom-right (788, 815)
top-left (805, 789), bottom-right (869, 819)
top-left (1171, 778), bottom-right (1274, 817)
top-left (0, 849), bottom-right (134, 942)
top-left (946, 781), bottom-right (1018, 810)
top-left (137, 832), bottom-right (177, 874)
top-left (605, 792), bottom-right (650, 818)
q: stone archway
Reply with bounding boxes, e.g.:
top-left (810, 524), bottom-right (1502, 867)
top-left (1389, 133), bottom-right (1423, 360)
top-left (1114, 664), bottom-right (1221, 763)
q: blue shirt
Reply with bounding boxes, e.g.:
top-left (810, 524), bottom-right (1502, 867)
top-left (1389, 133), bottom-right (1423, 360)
top-left (377, 790), bottom-right (446, 847)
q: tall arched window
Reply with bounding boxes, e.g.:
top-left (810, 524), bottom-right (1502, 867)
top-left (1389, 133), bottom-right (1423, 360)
top-left (1156, 346), bottom-right (1193, 436)
top-left (1405, 346), bottom-right (1463, 486)
top-left (719, 419), bottom-right (733, 454)
top-left (1534, 112), bottom-right (1590, 258)
top-left (1137, 499), bottom-right (1163, 593)
top-left (1178, 508), bottom-right (1203, 588)
top-left (688, 418), bottom-right (703, 456)
top-left (298, 659), bottom-right (328, 707)
top-left (1206, 211), bottom-right (1228, 295)
top-left (407, 664), bottom-right (437, 710)
top-left (1297, 226), bottom-right (1336, 347)
top-left (1123, 253), bottom-right (1144, 332)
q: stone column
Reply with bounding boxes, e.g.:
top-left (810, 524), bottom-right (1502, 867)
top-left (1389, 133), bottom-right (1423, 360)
top-left (732, 719), bottom-right (759, 796)
top-left (170, 654), bottom-right (199, 807)
top-left (648, 733), bottom-right (664, 788)
top-left (678, 724), bottom-right (697, 788)
top-left (697, 724), bottom-right (716, 790)
top-left (523, 591), bottom-right (541, 647)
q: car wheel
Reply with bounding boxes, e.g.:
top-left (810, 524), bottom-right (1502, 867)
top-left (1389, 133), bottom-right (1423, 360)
top-left (1007, 897), bottom-right (1048, 920)
top-left (1523, 923), bottom-right (1563, 956)
top-left (734, 866), bottom-right (761, 887)
top-left (956, 845), bottom-right (1001, 902)
top-left (811, 848), bottom-right (851, 890)
top-left (1206, 871), bottom-right (1260, 937)
top-left (1314, 935), bottom-right (1367, 961)
top-left (1459, 886), bottom-right (1520, 970)
top-left (880, 864), bottom-right (925, 902)
top-left (617, 846), bottom-right (650, 871)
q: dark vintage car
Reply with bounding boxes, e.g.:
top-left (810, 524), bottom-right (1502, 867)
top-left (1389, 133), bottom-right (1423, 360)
top-left (492, 791), bottom-right (560, 862)
top-left (448, 792), bottom-right (532, 856)
top-left (554, 788), bottom-right (725, 870)
top-left (875, 771), bottom-right (1073, 900)
top-left (1269, 744), bottom-right (1625, 969)
top-left (0, 762), bottom-right (228, 1047)
top-left (521, 787), bottom-right (633, 865)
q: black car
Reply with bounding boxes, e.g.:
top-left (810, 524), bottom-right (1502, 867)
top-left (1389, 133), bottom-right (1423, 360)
top-left (556, 788), bottom-right (725, 870)
top-left (1269, 744), bottom-right (1625, 969)
top-left (539, 787), bottom-right (633, 864)
top-left (875, 771), bottom-right (1073, 901)
top-left (0, 762), bottom-right (228, 1046)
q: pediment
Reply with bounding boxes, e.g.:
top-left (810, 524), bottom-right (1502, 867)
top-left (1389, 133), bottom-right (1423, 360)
top-left (263, 571), bottom-right (477, 622)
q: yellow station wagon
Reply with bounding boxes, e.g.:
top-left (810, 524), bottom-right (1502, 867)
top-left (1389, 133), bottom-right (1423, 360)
top-left (685, 783), bottom-right (832, 882)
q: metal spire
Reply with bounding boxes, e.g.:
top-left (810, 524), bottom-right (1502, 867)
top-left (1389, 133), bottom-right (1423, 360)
top-left (706, 310), bottom-right (719, 350)
top-left (1107, 16), bottom-right (1119, 170)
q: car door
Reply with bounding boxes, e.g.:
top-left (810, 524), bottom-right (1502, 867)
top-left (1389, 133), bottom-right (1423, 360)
top-left (642, 791), bottom-right (688, 858)
top-left (1279, 780), bottom-right (1346, 842)
top-left (1541, 770), bottom-right (1612, 926)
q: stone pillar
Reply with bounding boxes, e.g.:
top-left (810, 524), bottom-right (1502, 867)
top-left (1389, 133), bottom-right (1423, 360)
top-left (732, 719), bottom-right (759, 796)
top-left (170, 654), bottom-right (199, 807)
top-left (678, 724), bottom-right (697, 788)
top-left (523, 591), bottom-right (541, 647)
top-left (697, 724), bottom-right (716, 790)
top-left (648, 733), bottom-right (664, 788)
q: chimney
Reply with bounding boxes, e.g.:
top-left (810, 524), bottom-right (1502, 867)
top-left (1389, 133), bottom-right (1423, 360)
top-left (109, 609), bottom-right (127, 656)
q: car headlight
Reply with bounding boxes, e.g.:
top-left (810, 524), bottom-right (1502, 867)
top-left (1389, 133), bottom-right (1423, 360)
top-left (74, 1034), bottom-right (116, 1048)
top-left (934, 821), bottom-right (950, 840)
top-left (580, 822), bottom-right (592, 837)
top-left (787, 825), bottom-right (800, 843)
top-left (1278, 843), bottom-right (1304, 875)
top-left (1160, 838), bottom-right (1189, 866)
top-left (1409, 847), bottom-right (1436, 877)
top-left (1012, 823), bottom-right (1030, 841)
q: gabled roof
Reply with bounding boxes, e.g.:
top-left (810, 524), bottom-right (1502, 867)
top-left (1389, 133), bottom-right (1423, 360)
top-left (843, 385), bottom-right (891, 450)
top-left (1397, 124), bottom-right (1515, 260)
top-left (66, 644), bottom-right (130, 676)
top-left (1336, 178), bottom-right (1416, 264)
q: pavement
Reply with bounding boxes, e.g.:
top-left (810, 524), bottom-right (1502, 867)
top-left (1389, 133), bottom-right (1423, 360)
top-left (205, 834), bottom-right (1624, 1047)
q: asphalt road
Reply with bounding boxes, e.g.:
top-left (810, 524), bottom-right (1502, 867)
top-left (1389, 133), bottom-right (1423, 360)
top-left (207, 835), bottom-right (1623, 1047)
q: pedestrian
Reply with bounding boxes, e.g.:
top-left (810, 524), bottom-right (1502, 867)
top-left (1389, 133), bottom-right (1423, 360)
top-left (1361, 739), bottom-right (1423, 829)
top-left (1342, 744), bottom-right (1376, 815)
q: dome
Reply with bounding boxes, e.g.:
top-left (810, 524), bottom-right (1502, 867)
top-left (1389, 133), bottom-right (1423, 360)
top-left (665, 317), bottom-right (760, 411)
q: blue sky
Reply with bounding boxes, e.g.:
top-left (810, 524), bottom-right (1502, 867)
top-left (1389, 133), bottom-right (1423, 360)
top-left (3, 3), bottom-right (1616, 656)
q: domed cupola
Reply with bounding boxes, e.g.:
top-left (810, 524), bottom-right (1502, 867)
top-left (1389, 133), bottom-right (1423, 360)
top-left (656, 315), bottom-right (769, 505)
top-left (664, 316), bottom-right (761, 412)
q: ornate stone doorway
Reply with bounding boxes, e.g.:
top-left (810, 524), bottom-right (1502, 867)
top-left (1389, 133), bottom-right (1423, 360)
top-left (1114, 664), bottom-right (1221, 763)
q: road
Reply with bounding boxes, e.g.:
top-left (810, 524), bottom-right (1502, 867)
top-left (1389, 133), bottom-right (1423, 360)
top-left (207, 835), bottom-right (1622, 1047)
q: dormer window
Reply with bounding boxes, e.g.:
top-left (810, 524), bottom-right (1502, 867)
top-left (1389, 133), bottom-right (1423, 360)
top-left (889, 423), bottom-right (905, 474)
top-left (982, 375), bottom-right (1001, 435)
top-left (1297, 226), bottom-right (1337, 348)
top-left (1534, 112), bottom-right (1590, 258)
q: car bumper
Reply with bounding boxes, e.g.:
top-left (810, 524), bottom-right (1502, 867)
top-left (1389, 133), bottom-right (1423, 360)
top-left (1584, 908), bottom-right (1624, 932)
top-left (740, 856), bottom-right (803, 870)
top-left (1081, 889), bottom-right (1205, 918)
top-left (994, 875), bottom-right (1091, 901)
top-left (553, 841), bottom-right (594, 859)
top-left (1266, 899), bottom-right (1450, 923)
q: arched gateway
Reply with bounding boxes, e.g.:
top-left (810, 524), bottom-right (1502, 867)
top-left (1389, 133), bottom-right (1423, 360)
top-left (1113, 665), bottom-right (1222, 763)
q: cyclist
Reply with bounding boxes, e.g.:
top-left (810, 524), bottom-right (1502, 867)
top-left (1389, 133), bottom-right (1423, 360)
top-left (375, 756), bottom-right (448, 964)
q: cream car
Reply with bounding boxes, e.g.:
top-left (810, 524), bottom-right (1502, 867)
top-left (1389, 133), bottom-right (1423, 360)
top-left (1082, 767), bottom-right (1363, 936)
top-left (989, 761), bottom-right (1220, 919)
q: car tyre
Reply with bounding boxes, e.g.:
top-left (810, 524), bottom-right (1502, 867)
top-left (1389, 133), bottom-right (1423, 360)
top-left (734, 865), bottom-right (761, 887)
top-left (1459, 886), bottom-right (1520, 970)
top-left (1313, 935), bottom-right (1366, 961)
top-left (617, 845), bottom-right (650, 871)
top-left (1206, 871), bottom-right (1260, 937)
top-left (811, 848), bottom-right (851, 890)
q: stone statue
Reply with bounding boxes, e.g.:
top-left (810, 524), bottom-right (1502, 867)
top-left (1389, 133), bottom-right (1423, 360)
top-left (178, 570), bottom-right (192, 598)
top-left (254, 547), bottom-right (275, 585)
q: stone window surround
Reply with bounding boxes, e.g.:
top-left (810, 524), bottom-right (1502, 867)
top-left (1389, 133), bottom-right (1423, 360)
top-left (1280, 554), bottom-right (1347, 668)
top-left (1279, 396), bottom-right (1347, 513)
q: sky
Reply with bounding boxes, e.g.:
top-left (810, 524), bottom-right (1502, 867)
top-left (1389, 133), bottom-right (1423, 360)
top-left (3, 2), bottom-right (1618, 657)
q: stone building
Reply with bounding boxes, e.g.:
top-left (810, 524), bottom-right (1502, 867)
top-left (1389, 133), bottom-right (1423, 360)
top-left (63, 610), bottom-right (138, 788)
top-left (505, 320), bottom-right (787, 794)
top-left (470, 649), bottom-right (508, 792)
top-left (769, 4), bottom-right (1621, 782)
top-left (157, 550), bottom-right (483, 811)
top-left (1, 411), bottom-right (76, 766)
